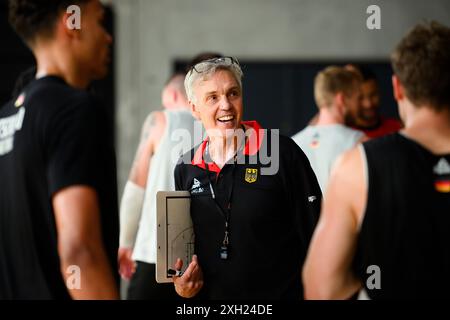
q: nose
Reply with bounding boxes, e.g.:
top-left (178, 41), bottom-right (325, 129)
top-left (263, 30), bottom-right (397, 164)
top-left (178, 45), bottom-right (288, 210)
top-left (219, 96), bottom-right (231, 110)
top-left (361, 98), bottom-right (371, 109)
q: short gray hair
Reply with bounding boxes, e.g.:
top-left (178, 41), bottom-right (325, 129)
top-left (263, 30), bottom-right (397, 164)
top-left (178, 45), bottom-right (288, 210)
top-left (184, 57), bottom-right (243, 103)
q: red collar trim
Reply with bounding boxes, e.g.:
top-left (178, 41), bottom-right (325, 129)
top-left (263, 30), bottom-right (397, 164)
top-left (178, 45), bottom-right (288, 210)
top-left (191, 121), bottom-right (264, 172)
top-left (242, 120), bottom-right (263, 156)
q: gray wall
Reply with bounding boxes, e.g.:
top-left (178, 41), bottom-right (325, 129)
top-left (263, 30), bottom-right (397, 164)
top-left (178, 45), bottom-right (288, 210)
top-left (109, 0), bottom-right (450, 195)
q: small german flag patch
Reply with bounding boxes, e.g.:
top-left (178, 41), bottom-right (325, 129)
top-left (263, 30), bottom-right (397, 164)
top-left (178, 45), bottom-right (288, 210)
top-left (433, 158), bottom-right (450, 193)
top-left (435, 180), bottom-right (450, 193)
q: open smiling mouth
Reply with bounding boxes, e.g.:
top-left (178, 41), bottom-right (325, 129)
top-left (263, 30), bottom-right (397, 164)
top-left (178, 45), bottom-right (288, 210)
top-left (217, 115), bottom-right (235, 123)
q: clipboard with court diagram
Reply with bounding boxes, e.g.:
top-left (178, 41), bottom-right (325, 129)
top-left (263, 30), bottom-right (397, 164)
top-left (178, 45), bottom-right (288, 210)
top-left (156, 191), bottom-right (194, 283)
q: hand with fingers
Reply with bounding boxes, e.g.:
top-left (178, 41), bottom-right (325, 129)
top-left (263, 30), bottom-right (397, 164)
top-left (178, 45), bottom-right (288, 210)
top-left (118, 247), bottom-right (136, 280)
top-left (172, 254), bottom-right (203, 298)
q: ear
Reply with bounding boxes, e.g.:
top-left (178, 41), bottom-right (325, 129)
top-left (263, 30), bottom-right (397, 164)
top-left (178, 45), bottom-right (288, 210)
top-left (335, 92), bottom-right (345, 107)
top-left (392, 75), bottom-right (404, 102)
top-left (171, 90), bottom-right (178, 104)
top-left (58, 10), bottom-right (81, 41)
top-left (190, 101), bottom-right (201, 120)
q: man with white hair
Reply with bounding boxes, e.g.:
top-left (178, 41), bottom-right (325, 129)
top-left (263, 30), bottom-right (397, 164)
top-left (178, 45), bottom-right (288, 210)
top-left (172, 57), bottom-right (322, 299)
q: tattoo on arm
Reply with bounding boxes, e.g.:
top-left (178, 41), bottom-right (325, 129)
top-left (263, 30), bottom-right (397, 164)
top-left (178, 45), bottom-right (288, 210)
top-left (129, 113), bottom-right (158, 182)
top-left (140, 113), bottom-right (157, 143)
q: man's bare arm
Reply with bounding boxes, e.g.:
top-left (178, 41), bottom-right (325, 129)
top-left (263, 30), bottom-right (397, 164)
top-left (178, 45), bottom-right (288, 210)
top-left (118, 111), bottom-right (166, 279)
top-left (128, 111), bottom-right (166, 187)
top-left (53, 186), bottom-right (119, 299)
top-left (303, 147), bottom-right (366, 299)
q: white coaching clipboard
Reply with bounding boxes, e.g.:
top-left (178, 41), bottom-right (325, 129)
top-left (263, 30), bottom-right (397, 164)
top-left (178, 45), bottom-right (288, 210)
top-left (156, 191), bottom-right (194, 283)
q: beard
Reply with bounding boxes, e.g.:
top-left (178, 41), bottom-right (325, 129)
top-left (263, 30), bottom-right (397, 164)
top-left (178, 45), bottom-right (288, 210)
top-left (345, 108), bottom-right (379, 128)
top-left (358, 107), bottom-right (378, 122)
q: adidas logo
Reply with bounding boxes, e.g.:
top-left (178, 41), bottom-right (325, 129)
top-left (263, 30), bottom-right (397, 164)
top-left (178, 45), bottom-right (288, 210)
top-left (433, 158), bottom-right (450, 175)
top-left (190, 178), bottom-right (204, 194)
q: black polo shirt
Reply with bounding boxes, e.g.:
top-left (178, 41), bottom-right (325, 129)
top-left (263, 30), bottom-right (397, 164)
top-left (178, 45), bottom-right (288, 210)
top-left (174, 121), bottom-right (321, 299)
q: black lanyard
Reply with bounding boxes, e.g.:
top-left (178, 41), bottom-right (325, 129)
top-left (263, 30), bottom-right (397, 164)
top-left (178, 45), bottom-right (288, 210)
top-left (204, 129), bottom-right (245, 260)
top-left (205, 155), bottom-right (237, 260)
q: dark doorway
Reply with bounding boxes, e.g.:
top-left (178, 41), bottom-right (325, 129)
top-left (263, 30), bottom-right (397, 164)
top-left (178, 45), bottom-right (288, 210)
top-left (241, 61), bottom-right (398, 136)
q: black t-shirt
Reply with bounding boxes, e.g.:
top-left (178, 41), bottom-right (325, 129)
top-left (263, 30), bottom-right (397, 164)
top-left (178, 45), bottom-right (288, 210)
top-left (354, 133), bottom-right (450, 299)
top-left (0, 76), bottom-right (119, 299)
top-left (174, 123), bottom-right (322, 299)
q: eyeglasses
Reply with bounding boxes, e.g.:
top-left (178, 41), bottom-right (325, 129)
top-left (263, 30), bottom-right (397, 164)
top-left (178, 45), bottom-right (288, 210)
top-left (190, 56), bottom-right (241, 74)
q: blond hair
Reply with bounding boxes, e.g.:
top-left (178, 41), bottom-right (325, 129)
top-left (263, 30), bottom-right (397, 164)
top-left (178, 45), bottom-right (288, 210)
top-left (314, 66), bottom-right (361, 108)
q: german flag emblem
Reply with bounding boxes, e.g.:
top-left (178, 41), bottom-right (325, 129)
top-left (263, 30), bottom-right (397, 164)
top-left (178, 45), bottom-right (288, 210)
top-left (245, 168), bottom-right (258, 183)
top-left (310, 133), bottom-right (320, 149)
top-left (310, 140), bottom-right (320, 149)
top-left (433, 158), bottom-right (450, 193)
top-left (435, 180), bottom-right (450, 193)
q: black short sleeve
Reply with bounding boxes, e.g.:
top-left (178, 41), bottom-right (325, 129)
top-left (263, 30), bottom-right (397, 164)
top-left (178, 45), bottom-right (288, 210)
top-left (45, 94), bottom-right (100, 196)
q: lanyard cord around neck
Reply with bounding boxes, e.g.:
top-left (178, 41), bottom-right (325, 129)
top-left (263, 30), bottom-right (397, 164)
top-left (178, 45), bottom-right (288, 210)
top-left (205, 158), bottom-right (236, 260)
top-left (204, 127), bottom-right (246, 259)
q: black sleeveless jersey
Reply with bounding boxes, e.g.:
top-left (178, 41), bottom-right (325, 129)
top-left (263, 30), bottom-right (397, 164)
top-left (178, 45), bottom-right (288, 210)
top-left (354, 133), bottom-right (450, 299)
